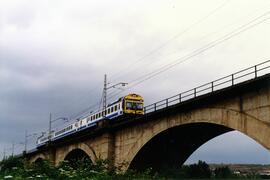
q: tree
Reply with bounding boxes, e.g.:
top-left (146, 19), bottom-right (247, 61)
top-left (185, 160), bottom-right (212, 179)
top-left (0, 156), bottom-right (24, 173)
top-left (214, 166), bottom-right (233, 178)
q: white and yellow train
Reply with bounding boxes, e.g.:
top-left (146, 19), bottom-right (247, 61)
top-left (37, 94), bottom-right (144, 147)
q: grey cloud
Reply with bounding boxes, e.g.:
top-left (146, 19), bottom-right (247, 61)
top-left (0, 1), bottom-right (38, 29)
top-left (1, 0), bottom-right (270, 162)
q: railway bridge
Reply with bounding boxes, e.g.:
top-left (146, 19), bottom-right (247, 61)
top-left (26, 61), bottom-right (270, 171)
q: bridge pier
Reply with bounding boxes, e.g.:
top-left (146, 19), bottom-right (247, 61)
top-left (28, 132), bottom-right (116, 166)
top-left (53, 132), bottom-right (116, 166)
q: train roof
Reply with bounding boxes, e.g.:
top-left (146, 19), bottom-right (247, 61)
top-left (124, 93), bottom-right (144, 101)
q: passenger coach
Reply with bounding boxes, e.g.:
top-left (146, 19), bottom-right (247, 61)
top-left (37, 93), bottom-right (144, 147)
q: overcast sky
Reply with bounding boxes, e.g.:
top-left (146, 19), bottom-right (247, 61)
top-left (1, 0), bottom-right (270, 163)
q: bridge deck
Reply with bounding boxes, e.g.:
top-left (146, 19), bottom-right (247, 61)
top-left (26, 60), bottom-right (270, 156)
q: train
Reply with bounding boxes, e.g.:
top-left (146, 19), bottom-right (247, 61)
top-left (36, 93), bottom-right (144, 147)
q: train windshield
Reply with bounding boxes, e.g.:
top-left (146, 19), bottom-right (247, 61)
top-left (126, 101), bottom-right (143, 110)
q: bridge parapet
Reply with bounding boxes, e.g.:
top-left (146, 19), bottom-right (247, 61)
top-left (144, 60), bottom-right (270, 114)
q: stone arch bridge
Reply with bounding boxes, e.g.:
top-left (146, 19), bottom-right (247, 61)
top-left (27, 72), bottom-right (270, 171)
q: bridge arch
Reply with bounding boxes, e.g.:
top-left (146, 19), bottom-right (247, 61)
top-left (64, 149), bottom-right (92, 162)
top-left (34, 157), bottom-right (45, 164)
top-left (30, 153), bottom-right (46, 164)
top-left (126, 107), bottom-right (270, 171)
top-left (56, 143), bottom-right (97, 165)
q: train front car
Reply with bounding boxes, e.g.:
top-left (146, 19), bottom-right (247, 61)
top-left (123, 94), bottom-right (144, 115)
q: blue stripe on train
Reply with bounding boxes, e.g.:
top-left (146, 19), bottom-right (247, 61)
top-left (87, 122), bottom-right (97, 127)
top-left (53, 129), bottom-right (76, 141)
top-left (53, 122), bottom-right (98, 141)
top-left (77, 125), bottom-right (87, 131)
top-left (47, 111), bottom-right (122, 143)
top-left (37, 142), bottom-right (46, 147)
top-left (106, 112), bottom-right (120, 119)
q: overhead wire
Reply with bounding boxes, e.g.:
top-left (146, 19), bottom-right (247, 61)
top-left (67, 0), bottom-right (230, 119)
top-left (66, 83), bottom-right (102, 118)
top-left (126, 12), bottom-right (270, 93)
top-left (131, 10), bottom-right (270, 84)
top-left (69, 101), bottom-right (101, 120)
top-left (162, 2), bottom-right (270, 59)
top-left (64, 1), bottom-right (270, 120)
top-left (114, 1), bottom-right (270, 87)
top-left (109, 0), bottom-right (230, 83)
top-left (106, 10), bottom-right (270, 100)
top-left (68, 81), bottom-right (107, 120)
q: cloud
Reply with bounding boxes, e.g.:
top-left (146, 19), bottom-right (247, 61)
top-left (0, 0), bottom-right (270, 162)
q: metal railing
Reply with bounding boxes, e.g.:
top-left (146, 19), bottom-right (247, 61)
top-left (144, 60), bottom-right (270, 113)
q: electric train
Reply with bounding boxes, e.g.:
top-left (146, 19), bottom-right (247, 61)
top-left (37, 93), bottom-right (144, 147)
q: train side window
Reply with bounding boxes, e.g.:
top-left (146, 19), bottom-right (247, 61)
top-left (114, 105), bottom-right (117, 111)
top-left (118, 104), bottom-right (120, 110)
top-left (111, 107), bottom-right (114, 112)
top-left (108, 108), bottom-right (110, 114)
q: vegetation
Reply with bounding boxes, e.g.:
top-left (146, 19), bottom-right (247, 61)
top-left (0, 156), bottom-right (265, 179)
top-left (0, 157), bottom-right (154, 179)
top-left (214, 166), bottom-right (233, 179)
